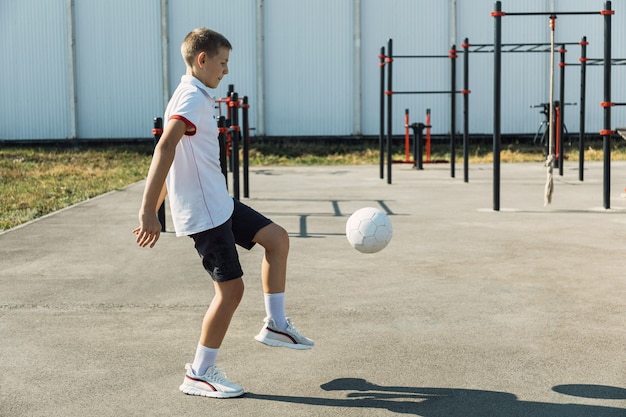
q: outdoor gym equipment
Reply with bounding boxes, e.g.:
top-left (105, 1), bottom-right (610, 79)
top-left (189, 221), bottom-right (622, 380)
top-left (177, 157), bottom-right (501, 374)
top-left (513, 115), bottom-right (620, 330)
top-left (379, 39), bottom-right (470, 184)
top-left (492, 1), bottom-right (615, 210)
top-left (566, 44), bottom-right (626, 181)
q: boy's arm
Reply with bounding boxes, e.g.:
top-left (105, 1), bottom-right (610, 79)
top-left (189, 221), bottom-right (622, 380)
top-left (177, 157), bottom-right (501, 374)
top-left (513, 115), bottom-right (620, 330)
top-left (157, 181), bottom-right (168, 209)
top-left (134, 119), bottom-right (187, 248)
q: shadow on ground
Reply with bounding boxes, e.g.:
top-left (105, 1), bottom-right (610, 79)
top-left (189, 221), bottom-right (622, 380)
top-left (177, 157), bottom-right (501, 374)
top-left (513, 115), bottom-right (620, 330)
top-left (247, 378), bottom-right (626, 416)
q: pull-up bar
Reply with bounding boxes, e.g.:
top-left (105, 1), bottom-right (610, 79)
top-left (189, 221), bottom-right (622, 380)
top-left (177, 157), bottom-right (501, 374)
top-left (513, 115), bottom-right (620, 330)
top-left (380, 39), bottom-right (465, 184)
top-left (462, 39), bottom-right (581, 183)
top-left (467, 42), bottom-right (580, 53)
top-left (570, 45), bottom-right (626, 181)
top-left (492, 0), bottom-right (614, 210)
top-left (394, 55), bottom-right (451, 59)
top-left (577, 58), bottom-right (626, 66)
top-left (467, 38), bottom-right (581, 179)
top-left (391, 91), bottom-right (465, 95)
top-left (493, 11), bottom-right (607, 17)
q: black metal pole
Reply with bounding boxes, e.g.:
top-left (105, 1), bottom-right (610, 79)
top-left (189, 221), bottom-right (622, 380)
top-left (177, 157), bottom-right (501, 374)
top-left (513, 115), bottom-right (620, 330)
top-left (558, 44), bottom-right (566, 176)
top-left (218, 116), bottom-right (228, 185)
top-left (411, 123), bottom-right (425, 170)
top-left (493, 1), bottom-right (502, 211)
top-left (603, 1), bottom-right (612, 209)
top-left (230, 92), bottom-right (240, 201)
top-left (226, 85), bottom-right (234, 173)
top-left (242, 96), bottom-right (250, 198)
top-left (386, 38), bottom-right (393, 185)
top-left (379, 47), bottom-right (386, 180)
top-left (463, 38), bottom-right (470, 183)
top-left (405, 108), bottom-right (409, 164)
top-left (152, 117), bottom-right (166, 232)
top-left (579, 36), bottom-right (587, 182)
top-left (558, 45), bottom-right (567, 176)
top-left (450, 44), bottom-right (457, 179)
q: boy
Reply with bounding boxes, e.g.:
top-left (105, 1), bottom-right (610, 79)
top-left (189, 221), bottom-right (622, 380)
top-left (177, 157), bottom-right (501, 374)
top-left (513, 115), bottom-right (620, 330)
top-left (134, 28), bottom-right (313, 398)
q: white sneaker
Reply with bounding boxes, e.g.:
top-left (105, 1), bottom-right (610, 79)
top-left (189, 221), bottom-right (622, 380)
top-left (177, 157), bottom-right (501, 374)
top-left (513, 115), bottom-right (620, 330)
top-left (254, 317), bottom-right (314, 350)
top-left (179, 363), bottom-right (244, 398)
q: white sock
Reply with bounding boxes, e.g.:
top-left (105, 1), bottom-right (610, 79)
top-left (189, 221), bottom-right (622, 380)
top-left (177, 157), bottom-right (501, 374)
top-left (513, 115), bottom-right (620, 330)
top-left (191, 344), bottom-right (219, 376)
top-left (264, 292), bottom-right (287, 330)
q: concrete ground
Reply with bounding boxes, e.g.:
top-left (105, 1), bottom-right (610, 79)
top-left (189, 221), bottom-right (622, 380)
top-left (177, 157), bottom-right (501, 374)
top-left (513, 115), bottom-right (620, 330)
top-left (1, 161), bottom-right (625, 417)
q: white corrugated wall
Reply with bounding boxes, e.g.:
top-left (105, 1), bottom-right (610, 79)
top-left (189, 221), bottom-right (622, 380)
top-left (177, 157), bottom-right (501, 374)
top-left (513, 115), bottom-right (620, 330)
top-left (361, 0), bottom-right (451, 137)
top-left (73, 0), bottom-right (163, 139)
top-left (263, 0), bottom-right (354, 136)
top-left (0, 0), bottom-right (71, 140)
top-left (0, 0), bottom-right (624, 140)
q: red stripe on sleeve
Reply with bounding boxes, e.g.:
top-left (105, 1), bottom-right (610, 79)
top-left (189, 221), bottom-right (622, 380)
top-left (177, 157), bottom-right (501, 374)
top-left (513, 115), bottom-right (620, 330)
top-left (170, 115), bottom-right (197, 136)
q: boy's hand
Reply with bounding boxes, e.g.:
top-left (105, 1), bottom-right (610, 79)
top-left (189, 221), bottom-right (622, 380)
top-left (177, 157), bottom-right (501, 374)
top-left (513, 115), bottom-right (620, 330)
top-left (134, 211), bottom-right (162, 248)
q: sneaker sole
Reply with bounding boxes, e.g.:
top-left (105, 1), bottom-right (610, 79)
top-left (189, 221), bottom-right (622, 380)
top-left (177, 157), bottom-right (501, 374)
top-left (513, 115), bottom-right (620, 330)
top-left (179, 384), bottom-right (244, 398)
top-left (254, 334), bottom-right (313, 350)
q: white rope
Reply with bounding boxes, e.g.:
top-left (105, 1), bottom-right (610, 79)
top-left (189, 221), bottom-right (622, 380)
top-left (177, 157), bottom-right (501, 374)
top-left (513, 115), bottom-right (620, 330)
top-left (544, 16), bottom-right (556, 207)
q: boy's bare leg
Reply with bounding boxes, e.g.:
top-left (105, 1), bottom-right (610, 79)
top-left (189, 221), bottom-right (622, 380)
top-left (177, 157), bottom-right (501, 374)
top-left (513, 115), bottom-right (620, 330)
top-left (181, 278), bottom-right (245, 398)
top-left (253, 223), bottom-right (289, 294)
top-left (252, 222), bottom-right (314, 349)
top-left (199, 278), bottom-right (245, 348)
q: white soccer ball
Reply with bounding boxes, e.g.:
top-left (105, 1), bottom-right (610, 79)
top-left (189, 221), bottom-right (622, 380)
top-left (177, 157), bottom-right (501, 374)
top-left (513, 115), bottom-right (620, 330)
top-left (345, 207), bottom-right (393, 254)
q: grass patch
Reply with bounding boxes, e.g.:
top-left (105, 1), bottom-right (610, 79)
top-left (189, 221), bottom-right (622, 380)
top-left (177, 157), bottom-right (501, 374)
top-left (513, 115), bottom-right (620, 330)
top-left (249, 139), bottom-right (626, 165)
top-left (2, 138), bottom-right (626, 231)
top-left (0, 144), bottom-right (153, 231)
top-left (249, 142), bottom-right (383, 165)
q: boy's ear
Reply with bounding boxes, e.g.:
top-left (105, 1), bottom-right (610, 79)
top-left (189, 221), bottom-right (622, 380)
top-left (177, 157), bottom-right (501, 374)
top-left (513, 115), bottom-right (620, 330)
top-left (196, 51), bottom-right (207, 68)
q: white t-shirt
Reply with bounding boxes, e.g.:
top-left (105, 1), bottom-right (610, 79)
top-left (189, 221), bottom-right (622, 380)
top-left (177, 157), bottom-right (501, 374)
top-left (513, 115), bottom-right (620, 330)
top-left (164, 75), bottom-right (234, 236)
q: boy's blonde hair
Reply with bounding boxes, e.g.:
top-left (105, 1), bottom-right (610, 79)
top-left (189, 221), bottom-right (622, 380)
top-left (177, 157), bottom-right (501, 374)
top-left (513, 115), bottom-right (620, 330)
top-left (181, 28), bottom-right (232, 67)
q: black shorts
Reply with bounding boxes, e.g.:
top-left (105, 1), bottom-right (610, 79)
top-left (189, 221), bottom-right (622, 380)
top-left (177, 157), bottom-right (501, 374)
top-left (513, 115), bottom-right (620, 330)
top-left (190, 199), bottom-right (272, 282)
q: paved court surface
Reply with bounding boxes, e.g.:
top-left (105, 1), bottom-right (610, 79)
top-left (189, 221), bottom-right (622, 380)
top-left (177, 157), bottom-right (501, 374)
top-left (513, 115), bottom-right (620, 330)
top-left (1, 162), bottom-right (625, 417)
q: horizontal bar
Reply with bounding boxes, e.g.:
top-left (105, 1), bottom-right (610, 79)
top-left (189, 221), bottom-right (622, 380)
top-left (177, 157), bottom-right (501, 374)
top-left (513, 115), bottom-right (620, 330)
top-left (575, 58), bottom-right (626, 66)
top-left (392, 91), bottom-right (464, 95)
top-left (465, 42), bottom-right (581, 53)
top-left (503, 11), bottom-right (600, 16)
top-left (470, 42), bottom-right (581, 47)
top-left (393, 55), bottom-right (450, 59)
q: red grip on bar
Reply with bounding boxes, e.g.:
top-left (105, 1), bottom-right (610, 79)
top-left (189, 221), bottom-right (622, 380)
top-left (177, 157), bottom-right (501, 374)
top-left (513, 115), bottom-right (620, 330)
top-left (448, 49), bottom-right (458, 59)
top-left (460, 90), bottom-right (471, 95)
top-left (491, 11), bottom-right (506, 17)
top-left (151, 128), bottom-right (163, 135)
top-left (579, 40), bottom-right (589, 46)
top-left (579, 57), bottom-right (589, 63)
top-left (601, 102), bottom-right (615, 107)
top-left (600, 9), bottom-right (615, 15)
top-left (600, 129), bottom-right (615, 135)
top-left (558, 48), bottom-right (567, 54)
top-left (218, 127), bottom-right (229, 134)
top-left (461, 42), bottom-right (471, 48)
top-left (378, 54), bottom-right (386, 60)
top-left (385, 57), bottom-right (393, 63)
top-left (228, 100), bottom-right (239, 108)
top-left (384, 90), bottom-right (394, 95)
top-left (558, 62), bottom-right (566, 67)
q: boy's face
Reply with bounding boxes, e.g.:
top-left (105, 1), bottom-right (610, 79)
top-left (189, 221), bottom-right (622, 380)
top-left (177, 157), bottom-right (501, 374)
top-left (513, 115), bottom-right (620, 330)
top-left (196, 46), bottom-right (230, 89)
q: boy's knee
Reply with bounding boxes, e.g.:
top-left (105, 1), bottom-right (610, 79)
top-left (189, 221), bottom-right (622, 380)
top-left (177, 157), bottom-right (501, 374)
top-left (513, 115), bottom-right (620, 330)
top-left (217, 278), bottom-right (245, 304)
top-left (257, 223), bottom-right (290, 253)
top-left (270, 224), bottom-right (289, 254)
top-left (231, 279), bottom-right (245, 301)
